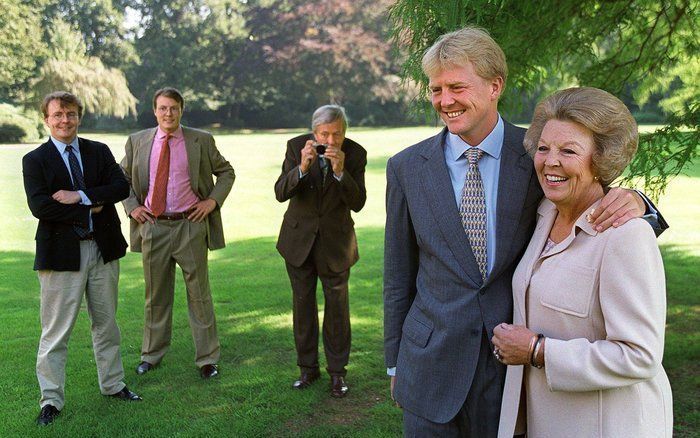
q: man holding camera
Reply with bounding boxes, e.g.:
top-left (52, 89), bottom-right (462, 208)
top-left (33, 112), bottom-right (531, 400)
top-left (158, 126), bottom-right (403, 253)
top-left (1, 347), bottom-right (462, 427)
top-left (274, 105), bottom-right (367, 398)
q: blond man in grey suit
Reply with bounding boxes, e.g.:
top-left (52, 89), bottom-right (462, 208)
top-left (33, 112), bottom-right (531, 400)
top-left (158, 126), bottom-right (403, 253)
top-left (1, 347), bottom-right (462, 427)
top-left (121, 87), bottom-right (235, 379)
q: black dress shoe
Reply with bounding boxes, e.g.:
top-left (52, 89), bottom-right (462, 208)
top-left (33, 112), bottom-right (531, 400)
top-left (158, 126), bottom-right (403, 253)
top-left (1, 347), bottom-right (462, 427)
top-left (135, 361), bottom-right (155, 375)
top-left (200, 364), bottom-right (219, 379)
top-left (109, 386), bottom-right (142, 401)
top-left (330, 375), bottom-right (348, 398)
top-left (37, 404), bottom-right (60, 426)
top-left (292, 370), bottom-right (321, 389)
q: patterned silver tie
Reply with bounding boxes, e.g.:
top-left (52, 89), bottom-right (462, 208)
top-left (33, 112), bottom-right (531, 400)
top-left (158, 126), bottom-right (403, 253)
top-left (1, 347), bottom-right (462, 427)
top-left (460, 147), bottom-right (487, 280)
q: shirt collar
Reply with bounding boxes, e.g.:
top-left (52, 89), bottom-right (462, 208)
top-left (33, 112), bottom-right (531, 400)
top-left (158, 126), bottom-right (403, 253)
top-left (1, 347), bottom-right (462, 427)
top-left (51, 136), bottom-right (79, 154)
top-left (156, 126), bottom-right (183, 140)
top-left (446, 114), bottom-right (504, 162)
top-left (538, 198), bottom-right (600, 237)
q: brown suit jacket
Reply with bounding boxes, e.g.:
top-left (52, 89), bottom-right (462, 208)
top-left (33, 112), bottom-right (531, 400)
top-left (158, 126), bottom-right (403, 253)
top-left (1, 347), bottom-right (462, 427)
top-left (275, 133), bottom-right (367, 273)
top-left (121, 126), bottom-right (235, 252)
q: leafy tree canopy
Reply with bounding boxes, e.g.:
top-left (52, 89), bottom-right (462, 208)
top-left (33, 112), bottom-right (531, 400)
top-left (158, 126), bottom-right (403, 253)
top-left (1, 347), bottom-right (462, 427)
top-left (389, 0), bottom-right (699, 198)
top-left (0, 0), bottom-right (46, 100)
top-left (29, 20), bottom-right (137, 118)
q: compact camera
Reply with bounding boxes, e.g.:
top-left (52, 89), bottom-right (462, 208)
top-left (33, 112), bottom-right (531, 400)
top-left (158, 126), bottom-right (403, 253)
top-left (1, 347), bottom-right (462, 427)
top-left (315, 143), bottom-right (328, 156)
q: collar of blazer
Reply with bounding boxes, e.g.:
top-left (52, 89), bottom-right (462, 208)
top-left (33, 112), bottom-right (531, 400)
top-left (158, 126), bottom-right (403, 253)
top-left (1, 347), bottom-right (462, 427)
top-left (136, 126), bottom-right (202, 198)
top-left (44, 136), bottom-right (97, 189)
top-left (514, 197), bottom-right (601, 323)
top-left (416, 122), bottom-right (535, 287)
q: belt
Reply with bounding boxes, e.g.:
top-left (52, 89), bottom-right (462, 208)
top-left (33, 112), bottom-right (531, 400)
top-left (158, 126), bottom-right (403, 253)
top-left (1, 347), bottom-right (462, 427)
top-left (79, 233), bottom-right (94, 241)
top-left (156, 211), bottom-right (191, 221)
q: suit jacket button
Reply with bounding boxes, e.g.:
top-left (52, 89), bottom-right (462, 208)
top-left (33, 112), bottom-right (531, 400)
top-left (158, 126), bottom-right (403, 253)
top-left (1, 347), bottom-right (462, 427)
top-left (479, 289), bottom-right (486, 295)
top-left (471, 329), bottom-right (480, 336)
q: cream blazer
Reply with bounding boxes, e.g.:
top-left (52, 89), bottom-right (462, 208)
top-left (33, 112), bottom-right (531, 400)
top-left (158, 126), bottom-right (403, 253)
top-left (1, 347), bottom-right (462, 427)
top-left (497, 199), bottom-right (673, 438)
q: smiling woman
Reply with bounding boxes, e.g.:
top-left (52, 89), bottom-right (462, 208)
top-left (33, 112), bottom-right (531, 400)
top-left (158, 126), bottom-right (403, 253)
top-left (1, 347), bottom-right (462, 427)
top-left (493, 87), bottom-right (673, 438)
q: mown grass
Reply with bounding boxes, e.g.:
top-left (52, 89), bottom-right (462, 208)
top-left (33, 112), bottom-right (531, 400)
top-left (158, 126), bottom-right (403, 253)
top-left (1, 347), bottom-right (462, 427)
top-left (0, 127), bottom-right (697, 437)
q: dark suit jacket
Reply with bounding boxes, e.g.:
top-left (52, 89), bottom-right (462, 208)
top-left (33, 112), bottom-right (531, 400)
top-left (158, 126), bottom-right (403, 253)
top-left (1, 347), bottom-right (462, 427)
top-left (275, 134), bottom-right (367, 273)
top-left (383, 123), bottom-right (543, 423)
top-left (22, 137), bottom-right (129, 271)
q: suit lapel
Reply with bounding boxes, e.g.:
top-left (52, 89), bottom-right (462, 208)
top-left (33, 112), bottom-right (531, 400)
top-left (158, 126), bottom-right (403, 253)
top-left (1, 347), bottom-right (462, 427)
top-left (138, 128), bottom-right (157, 201)
top-left (44, 140), bottom-right (74, 189)
top-left (420, 130), bottom-right (483, 287)
top-left (77, 138), bottom-right (96, 188)
top-left (490, 123), bottom-right (534, 282)
top-left (516, 202), bottom-right (556, 324)
top-left (183, 127), bottom-right (201, 195)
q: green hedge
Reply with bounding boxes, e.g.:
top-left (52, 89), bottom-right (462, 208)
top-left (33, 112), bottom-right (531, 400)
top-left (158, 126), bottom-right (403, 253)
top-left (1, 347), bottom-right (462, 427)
top-left (0, 103), bottom-right (43, 143)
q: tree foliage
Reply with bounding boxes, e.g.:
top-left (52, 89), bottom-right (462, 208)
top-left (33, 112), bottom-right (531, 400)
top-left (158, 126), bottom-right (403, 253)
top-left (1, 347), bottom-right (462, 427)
top-left (30, 20), bottom-right (137, 118)
top-left (389, 0), bottom-right (699, 198)
top-left (42, 0), bottom-right (138, 68)
top-left (0, 0), bottom-right (46, 100)
top-left (123, 0), bottom-right (403, 127)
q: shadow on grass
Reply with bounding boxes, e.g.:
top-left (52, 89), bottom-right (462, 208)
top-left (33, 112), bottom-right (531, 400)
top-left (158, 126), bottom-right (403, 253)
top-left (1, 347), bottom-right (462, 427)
top-left (0, 227), bottom-right (397, 437)
top-left (1, 234), bottom-right (695, 436)
top-left (659, 244), bottom-right (699, 438)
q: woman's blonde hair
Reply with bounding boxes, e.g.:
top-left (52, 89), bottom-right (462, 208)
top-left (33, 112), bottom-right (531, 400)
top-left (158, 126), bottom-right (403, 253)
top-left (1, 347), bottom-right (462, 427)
top-left (524, 87), bottom-right (638, 187)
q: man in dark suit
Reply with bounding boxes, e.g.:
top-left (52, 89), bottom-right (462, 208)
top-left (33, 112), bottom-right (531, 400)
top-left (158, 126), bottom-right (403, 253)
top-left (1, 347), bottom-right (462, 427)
top-left (383, 27), bottom-right (663, 436)
top-left (275, 105), bottom-right (367, 398)
top-left (22, 91), bottom-right (141, 426)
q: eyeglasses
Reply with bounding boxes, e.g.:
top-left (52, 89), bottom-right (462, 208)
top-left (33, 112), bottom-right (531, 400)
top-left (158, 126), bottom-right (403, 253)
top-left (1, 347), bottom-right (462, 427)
top-left (156, 106), bottom-right (181, 115)
top-left (49, 112), bottom-right (79, 121)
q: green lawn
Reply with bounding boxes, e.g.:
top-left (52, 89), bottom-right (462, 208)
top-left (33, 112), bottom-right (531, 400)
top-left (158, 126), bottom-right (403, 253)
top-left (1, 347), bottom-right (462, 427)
top-left (1, 127), bottom-right (697, 437)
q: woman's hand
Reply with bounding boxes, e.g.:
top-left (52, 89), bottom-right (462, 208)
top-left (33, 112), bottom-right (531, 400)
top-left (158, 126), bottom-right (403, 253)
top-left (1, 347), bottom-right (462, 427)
top-left (492, 323), bottom-right (537, 365)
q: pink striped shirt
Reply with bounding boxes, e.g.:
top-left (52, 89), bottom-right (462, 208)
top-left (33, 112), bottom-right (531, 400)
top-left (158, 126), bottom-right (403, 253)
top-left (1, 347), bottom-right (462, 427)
top-left (145, 127), bottom-right (200, 214)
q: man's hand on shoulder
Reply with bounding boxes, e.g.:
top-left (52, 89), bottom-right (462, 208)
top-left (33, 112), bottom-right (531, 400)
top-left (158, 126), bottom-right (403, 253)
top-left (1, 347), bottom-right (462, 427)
top-left (588, 187), bottom-right (645, 232)
top-left (52, 190), bottom-right (81, 204)
top-left (299, 140), bottom-right (317, 174)
top-left (188, 198), bottom-right (217, 223)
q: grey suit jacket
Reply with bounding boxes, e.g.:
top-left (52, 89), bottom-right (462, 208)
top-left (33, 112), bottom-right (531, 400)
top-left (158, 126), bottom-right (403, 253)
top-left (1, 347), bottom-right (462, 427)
top-left (121, 126), bottom-right (235, 252)
top-left (383, 123), bottom-right (543, 423)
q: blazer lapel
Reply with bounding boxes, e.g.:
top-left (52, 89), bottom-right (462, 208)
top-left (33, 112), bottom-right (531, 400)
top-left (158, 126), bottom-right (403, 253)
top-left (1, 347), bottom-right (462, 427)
top-left (77, 138), bottom-right (96, 188)
top-left (490, 122), bottom-right (535, 282)
top-left (183, 127), bottom-right (201, 195)
top-left (44, 140), bottom-right (74, 189)
top-left (420, 129), bottom-right (483, 287)
top-left (538, 199), bottom-right (600, 259)
top-left (138, 128), bottom-right (157, 201)
top-left (516, 201), bottom-right (557, 324)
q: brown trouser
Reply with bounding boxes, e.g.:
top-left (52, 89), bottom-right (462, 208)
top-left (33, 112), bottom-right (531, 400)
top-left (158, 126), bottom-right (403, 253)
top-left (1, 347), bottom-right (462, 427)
top-left (139, 219), bottom-right (219, 367)
top-left (36, 240), bottom-right (125, 410)
top-left (285, 238), bottom-right (351, 376)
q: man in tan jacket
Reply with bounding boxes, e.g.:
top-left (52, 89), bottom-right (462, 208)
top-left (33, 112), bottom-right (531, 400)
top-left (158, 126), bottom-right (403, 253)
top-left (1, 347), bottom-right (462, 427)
top-left (121, 87), bottom-right (235, 379)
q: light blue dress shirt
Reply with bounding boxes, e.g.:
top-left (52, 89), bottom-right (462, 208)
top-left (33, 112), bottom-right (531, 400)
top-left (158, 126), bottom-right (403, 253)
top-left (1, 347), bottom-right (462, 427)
top-left (444, 115), bottom-right (504, 277)
top-left (52, 136), bottom-right (94, 230)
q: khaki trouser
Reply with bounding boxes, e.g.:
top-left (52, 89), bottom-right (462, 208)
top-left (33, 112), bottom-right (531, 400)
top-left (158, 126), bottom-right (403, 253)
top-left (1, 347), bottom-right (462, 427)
top-left (139, 219), bottom-right (220, 367)
top-left (36, 240), bottom-right (125, 410)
